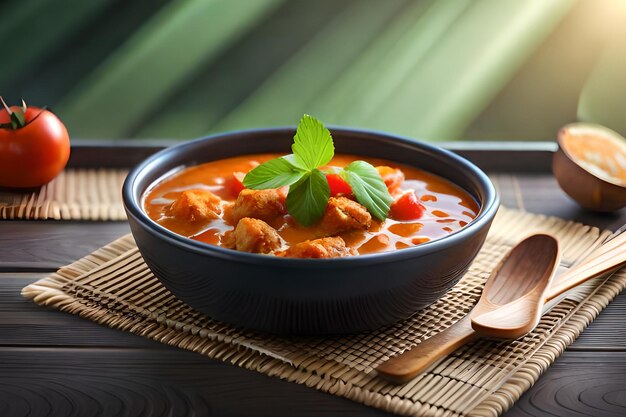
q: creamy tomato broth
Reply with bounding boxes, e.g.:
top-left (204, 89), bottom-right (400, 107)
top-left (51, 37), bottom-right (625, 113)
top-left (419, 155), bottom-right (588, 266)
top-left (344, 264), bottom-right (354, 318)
top-left (143, 154), bottom-right (478, 257)
top-left (561, 128), bottom-right (626, 185)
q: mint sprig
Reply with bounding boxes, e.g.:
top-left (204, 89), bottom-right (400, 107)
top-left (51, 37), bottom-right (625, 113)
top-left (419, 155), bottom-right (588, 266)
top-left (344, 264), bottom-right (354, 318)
top-left (243, 114), bottom-right (392, 225)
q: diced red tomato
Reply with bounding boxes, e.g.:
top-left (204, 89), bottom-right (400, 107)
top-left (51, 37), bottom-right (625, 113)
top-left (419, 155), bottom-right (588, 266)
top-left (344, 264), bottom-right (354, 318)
top-left (228, 171), bottom-right (246, 197)
top-left (326, 173), bottom-right (352, 197)
top-left (390, 192), bottom-right (425, 221)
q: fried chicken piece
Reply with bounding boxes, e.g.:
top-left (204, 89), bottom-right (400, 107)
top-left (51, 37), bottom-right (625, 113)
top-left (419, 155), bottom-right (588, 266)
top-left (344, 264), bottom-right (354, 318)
top-left (320, 196), bottom-right (372, 235)
top-left (223, 217), bottom-right (284, 254)
top-left (226, 188), bottom-right (287, 225)
top-left (281, 236), bottom-right (355, 258)
top-left (376, 166), bottom-right (405, 193)
top-left (167, 189), bottom-right (222, 222)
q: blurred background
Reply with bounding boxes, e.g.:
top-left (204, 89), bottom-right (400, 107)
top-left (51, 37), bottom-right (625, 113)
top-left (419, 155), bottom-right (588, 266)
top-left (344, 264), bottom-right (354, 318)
top-left (2, 0), bottom-right (626, 142)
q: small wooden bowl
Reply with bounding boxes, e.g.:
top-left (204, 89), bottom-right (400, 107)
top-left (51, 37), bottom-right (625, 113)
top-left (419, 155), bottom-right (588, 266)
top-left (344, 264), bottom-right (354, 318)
top-left (553, 123), bottom-right (626, 212)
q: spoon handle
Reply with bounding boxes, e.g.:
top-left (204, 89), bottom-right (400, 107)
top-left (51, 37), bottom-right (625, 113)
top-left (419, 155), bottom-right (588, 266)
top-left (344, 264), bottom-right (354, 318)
top-left (375, 314), bottom-right (479, 383)
top-left (546, 231), bottom-right (626, 300)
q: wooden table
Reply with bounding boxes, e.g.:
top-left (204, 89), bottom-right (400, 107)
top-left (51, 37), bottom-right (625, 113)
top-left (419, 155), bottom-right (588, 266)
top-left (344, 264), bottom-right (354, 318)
top-left (1, 142), bottom-right (625, 417)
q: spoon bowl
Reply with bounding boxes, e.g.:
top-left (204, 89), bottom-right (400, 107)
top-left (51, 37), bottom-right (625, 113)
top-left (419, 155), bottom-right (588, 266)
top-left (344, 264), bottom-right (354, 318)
top-left (472, 225), bottom-right (626, 340)
top-left (469, 234), bottom-right (560, 339)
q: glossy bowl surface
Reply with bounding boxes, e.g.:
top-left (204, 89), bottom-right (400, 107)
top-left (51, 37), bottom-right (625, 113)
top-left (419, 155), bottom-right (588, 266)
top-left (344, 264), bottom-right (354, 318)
top-left (123, 127), bottom-right (499, 335)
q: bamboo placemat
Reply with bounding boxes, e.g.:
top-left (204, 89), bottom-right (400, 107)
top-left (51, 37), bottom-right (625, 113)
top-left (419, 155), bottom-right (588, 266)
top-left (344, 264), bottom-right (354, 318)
top-left (0, 169), bottom-right (128, 220)
top-left (22, 207), bottom-right (626, 417)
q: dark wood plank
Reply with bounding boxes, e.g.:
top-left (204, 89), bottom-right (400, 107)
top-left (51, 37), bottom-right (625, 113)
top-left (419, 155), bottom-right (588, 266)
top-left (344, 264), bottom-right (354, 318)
top-left (490, 173), bottom-right (626, 232)
top-left (0, 347), bottom-right (624, 417)
top-left (0, 347), bottom-right (392, 417)
top-left (0, 276), bottom-right (158, 348)
top-left (0, 222), bottom-right (130, 272)
top-left (502, 352), bottom-right (626, 417)
top-left (67, 140), bottom-right (171, 168)
top-left (515, 174), bottom-right (626, 231)
top-left (449, 142), bottom-right (555, 173)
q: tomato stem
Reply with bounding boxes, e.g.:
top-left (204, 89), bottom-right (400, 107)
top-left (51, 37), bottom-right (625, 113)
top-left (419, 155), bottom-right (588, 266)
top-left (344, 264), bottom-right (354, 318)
top-left (0, 96), bottom-right (12, 115)
top-left (0, 97), bottom-right (29, 130)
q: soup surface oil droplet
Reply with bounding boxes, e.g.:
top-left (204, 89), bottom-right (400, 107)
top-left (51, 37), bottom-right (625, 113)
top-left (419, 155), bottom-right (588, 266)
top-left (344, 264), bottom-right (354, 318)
top-left (411, 237), bottom-right (430, 245)
top-left (432, 210), bottom-right (449, 218)
top-left (358, 234), bottom-right (391, 254)
top-left (436, 218), bottom-right (456, 223)
top-left (388, 222), bottom-right (423, 237)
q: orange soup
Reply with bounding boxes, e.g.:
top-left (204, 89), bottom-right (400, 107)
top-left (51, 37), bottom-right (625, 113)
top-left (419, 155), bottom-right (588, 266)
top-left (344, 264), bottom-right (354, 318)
top-left (562, 128), bottom-right (626, 185)
top-left (143, 154), bottom-right (478, 258)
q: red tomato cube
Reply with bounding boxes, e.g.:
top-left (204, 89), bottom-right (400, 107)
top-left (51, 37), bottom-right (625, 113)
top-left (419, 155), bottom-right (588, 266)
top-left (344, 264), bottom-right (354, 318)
top-left (228, 171), bottom-right (246, 197)
top-left (326, 173), bottom-right (352, 197)
top-left (390, 192), bottom-right (425, 220)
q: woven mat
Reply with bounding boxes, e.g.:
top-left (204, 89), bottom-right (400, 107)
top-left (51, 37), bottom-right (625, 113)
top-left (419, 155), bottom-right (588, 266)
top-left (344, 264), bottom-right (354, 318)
top-left (22, 207), bottom-right (626, 417)
top-left (0, 169), bottom-right (128, 220)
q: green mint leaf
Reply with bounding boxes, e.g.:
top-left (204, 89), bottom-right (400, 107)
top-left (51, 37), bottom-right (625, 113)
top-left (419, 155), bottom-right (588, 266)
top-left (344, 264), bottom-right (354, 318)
top-left (342, 161), bottom-right (392, 221)
top-left (286, 169), bottom-right (330, 226)
top-left (281, 153), bottom-right (308, 170)
top-left (292, 114), bottom-right (334, 170)
top-left (243, 157), bottom-right (305, 189)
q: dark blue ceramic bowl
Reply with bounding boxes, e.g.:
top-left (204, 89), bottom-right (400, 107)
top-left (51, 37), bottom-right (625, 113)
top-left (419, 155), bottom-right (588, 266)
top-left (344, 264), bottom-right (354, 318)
top-left (123, 127), bottom-right (499, 335)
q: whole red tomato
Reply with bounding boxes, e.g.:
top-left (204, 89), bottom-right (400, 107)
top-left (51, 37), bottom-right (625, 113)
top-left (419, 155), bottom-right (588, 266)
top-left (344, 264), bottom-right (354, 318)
top-left (0, 100), bottom-right (70, 188)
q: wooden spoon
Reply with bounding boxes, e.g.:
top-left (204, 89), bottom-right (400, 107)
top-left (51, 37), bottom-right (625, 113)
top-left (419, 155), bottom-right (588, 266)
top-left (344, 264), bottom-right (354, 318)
top-left (376, 234), bottom-right (560, 384)
top-left (472, 226), bottom-right (626, 339)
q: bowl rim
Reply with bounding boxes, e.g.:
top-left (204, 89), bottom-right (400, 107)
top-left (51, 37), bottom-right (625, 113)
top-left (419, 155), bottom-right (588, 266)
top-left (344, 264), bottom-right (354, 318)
top-left (123, 126), bottom-right (499, 268)
top-left (557, 122), bottom-right (626, 190)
